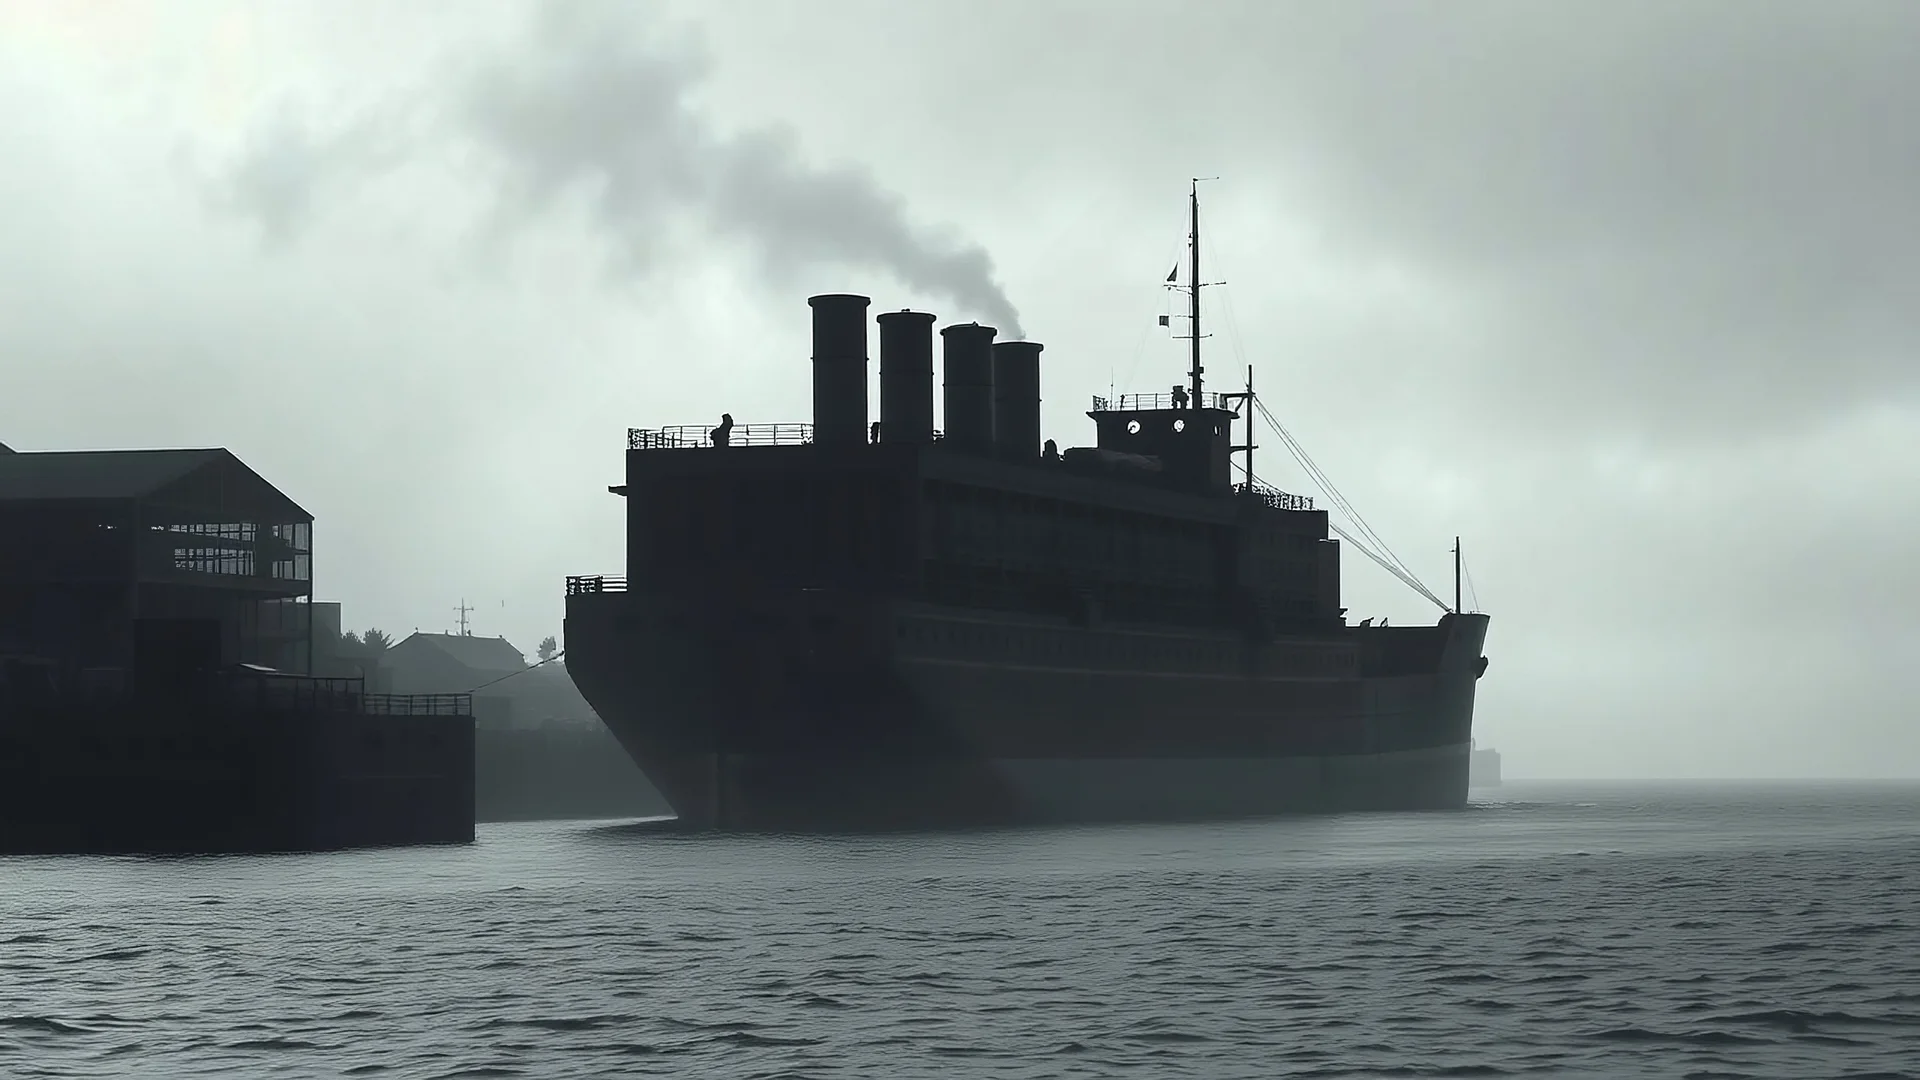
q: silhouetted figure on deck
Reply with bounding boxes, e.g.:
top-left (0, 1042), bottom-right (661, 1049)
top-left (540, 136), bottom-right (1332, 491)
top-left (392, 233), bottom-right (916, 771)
top-left (1170, 385), bottom-right (1189, 409)
top-left (1043, 438), bottom-right (1060, 463)
top-left (711, 413), bottom-right (734, 447)
top-left (870, 420), bottom-right (881, 444)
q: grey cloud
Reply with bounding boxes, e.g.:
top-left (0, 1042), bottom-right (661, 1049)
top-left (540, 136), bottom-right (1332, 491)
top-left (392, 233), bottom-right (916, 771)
top-left (776, 0), bottom-right (1920, 440)
top-left (1253, 2), bottom-right (1920, 439)
top-left (216, 98), bottom-right (416, 248)
top-left (215, 1), bottom-right (1024, 335)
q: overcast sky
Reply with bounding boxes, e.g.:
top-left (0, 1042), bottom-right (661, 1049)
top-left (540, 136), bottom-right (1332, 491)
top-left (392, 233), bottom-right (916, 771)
top-left (3, 0), bottom-right (1914, 778)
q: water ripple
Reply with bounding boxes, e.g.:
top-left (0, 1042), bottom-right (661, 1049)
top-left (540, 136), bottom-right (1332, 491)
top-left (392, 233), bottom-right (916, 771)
top-left (0, 782), bottom-right (1915, 1078)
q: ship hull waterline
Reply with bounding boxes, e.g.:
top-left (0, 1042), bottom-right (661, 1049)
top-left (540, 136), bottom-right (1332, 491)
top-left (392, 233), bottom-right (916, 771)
top-left (565, 594), bottom-right (1488, 833)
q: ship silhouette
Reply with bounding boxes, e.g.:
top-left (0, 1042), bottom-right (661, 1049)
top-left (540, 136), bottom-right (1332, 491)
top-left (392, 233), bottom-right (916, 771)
top-left (564, 183), bottom-right (1491, 830)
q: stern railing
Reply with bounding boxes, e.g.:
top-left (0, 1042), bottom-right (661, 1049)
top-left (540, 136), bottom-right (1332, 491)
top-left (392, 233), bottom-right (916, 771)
top-left (217, 671), bottom-right (475, 716)
top-left (567, 575), bottom-right (628, 596)
top-left (1236, 482), bottom-right (1315, 512)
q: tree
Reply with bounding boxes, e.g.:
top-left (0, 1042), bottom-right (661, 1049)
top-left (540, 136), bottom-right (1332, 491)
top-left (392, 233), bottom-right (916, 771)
top-left (537, 635), bottom-right (559, 662)
top-left (363, 628), bottom-right (393, 651)
top-left (339, 630), bottom-right (361, 648)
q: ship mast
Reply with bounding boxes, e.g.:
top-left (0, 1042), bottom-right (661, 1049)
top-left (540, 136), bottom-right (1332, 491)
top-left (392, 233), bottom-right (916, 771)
top-left (1180, 179), bottom-right (1258, 493)
top-left (1453, 537), bottom-right (1463, 614)
top-left (1239, 364), bottom-right (1255, 493)
top-left (1187, 178), bottom-right (1206, 406)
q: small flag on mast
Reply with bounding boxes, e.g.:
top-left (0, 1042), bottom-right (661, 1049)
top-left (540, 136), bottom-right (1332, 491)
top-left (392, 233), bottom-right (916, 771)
top-left (1166, 264), bottom-right (1179, 283)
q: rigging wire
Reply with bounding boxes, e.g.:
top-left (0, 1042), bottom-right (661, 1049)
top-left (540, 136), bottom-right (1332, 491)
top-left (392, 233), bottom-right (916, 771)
top-left (1247, 465), bottom-right (1451, 613)
top-left (1250, 402), bottom-right (1452, 609)
top-left (1205, 233), bottom-right (1424, 586)
top-left (1463, 558), bottom-right (1481, 614)
top-left (1253, 396), bottom-right (1432, 598)
top-left (1243, 464), bottom-right (1447, 611)
top-left (1167, 197), bottom-right (1456, 614)
top-left (467, 649), bottom-right (566, 693)
top-left (1204, 230), bottom-right (1445, 609)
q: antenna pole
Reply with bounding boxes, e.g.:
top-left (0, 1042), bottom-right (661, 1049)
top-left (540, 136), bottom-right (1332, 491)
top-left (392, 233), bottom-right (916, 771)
top-left (1188, 179), bottom-right (1203, 406)
top-left (1452, 538), bottom-right (1462, 615)
top-left (455, 598), bottom-right (474, 636)
top-left (1242, 363), bottom-right (1255, 490)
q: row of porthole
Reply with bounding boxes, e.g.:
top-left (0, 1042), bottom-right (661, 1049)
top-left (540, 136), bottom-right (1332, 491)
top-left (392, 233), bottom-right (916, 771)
top-left (939, 516), bottom-right (1215, 549)
top-left (938, 534), bottom-right (1208, 559)
top-left (894, 621), bottom-right (1356, 675)
top-left (896, 621), bottom-right (1238, 670)
top-left (943, 532), bottom-right (1211, 560)
top-left (918, 567), bottom-right (1313, 617)
top-left (939, 551), bottom-right (1216, 585)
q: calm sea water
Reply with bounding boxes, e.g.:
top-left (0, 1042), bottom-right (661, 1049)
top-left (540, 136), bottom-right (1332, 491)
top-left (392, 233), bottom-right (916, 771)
top-left (2, 781), bottom-right (1917, 1079)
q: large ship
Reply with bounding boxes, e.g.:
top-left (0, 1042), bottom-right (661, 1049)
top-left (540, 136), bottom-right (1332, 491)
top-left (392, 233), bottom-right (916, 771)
top-left (564, 185), bottom-right (1491, 830)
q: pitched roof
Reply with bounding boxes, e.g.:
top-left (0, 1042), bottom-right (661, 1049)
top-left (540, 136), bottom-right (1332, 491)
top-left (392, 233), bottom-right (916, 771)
top-left (392, 632), bottom-right (527, 673)
top-left (0, 448), bottom-right (225, 501)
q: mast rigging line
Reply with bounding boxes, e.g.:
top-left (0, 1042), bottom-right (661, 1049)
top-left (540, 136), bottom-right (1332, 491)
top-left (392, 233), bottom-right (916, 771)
top-left (1203, 233), bottom-right (1424, 589)
top-left (1167, 180), bottom-right (1453, 614)
top-left (1246, 465), bottom-right (1451, 614)
top-left (1252, 395), bottom-right (1432, 598)
top-left (466, 649), bottom-right (567, 694)
top-left (1252, 396), bottom-right (1449, 612)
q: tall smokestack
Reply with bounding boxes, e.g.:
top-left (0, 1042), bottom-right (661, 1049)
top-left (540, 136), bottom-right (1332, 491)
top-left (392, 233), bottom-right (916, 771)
top-left (940, 322), bottom-right (996, 457)
top-left (992, 341), bottom-right (1043, 464)
top-left (876, 310), bottom-right (937, 444)
top-left (808, 293), bottom-right (871, 446)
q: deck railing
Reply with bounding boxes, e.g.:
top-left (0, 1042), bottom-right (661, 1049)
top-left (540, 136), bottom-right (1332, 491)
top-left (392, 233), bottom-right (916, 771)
top-left (1091, 392), bottom-right (1233, 412)
top-left (1236, 482), bottom-right (1315, 512)
top-left (217, 671), bottom-right (475, 717)
top-left (360, 692), bottom-right (474, 716)
top-left (629, 423), bottom-right (813, 450)
top-left (627, 424), bottom-right (951, 449)
top-left (566, 575), bottom-right (628, 596)
top-left (5, 666), bottom-right (477, 717)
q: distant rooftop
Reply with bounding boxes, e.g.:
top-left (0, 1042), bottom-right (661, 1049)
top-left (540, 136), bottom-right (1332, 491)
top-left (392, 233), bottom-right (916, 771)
top-left (392, 631), bottom-right (527, 674)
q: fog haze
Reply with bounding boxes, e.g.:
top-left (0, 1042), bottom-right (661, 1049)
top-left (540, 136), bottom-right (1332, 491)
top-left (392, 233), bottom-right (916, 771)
top-left (2, 0), bottom-right (1914, 779)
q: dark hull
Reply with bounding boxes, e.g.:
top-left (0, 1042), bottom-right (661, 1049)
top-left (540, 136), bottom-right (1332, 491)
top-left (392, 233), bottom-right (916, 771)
top-left (565, 586), bottom-right (1489, 831)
